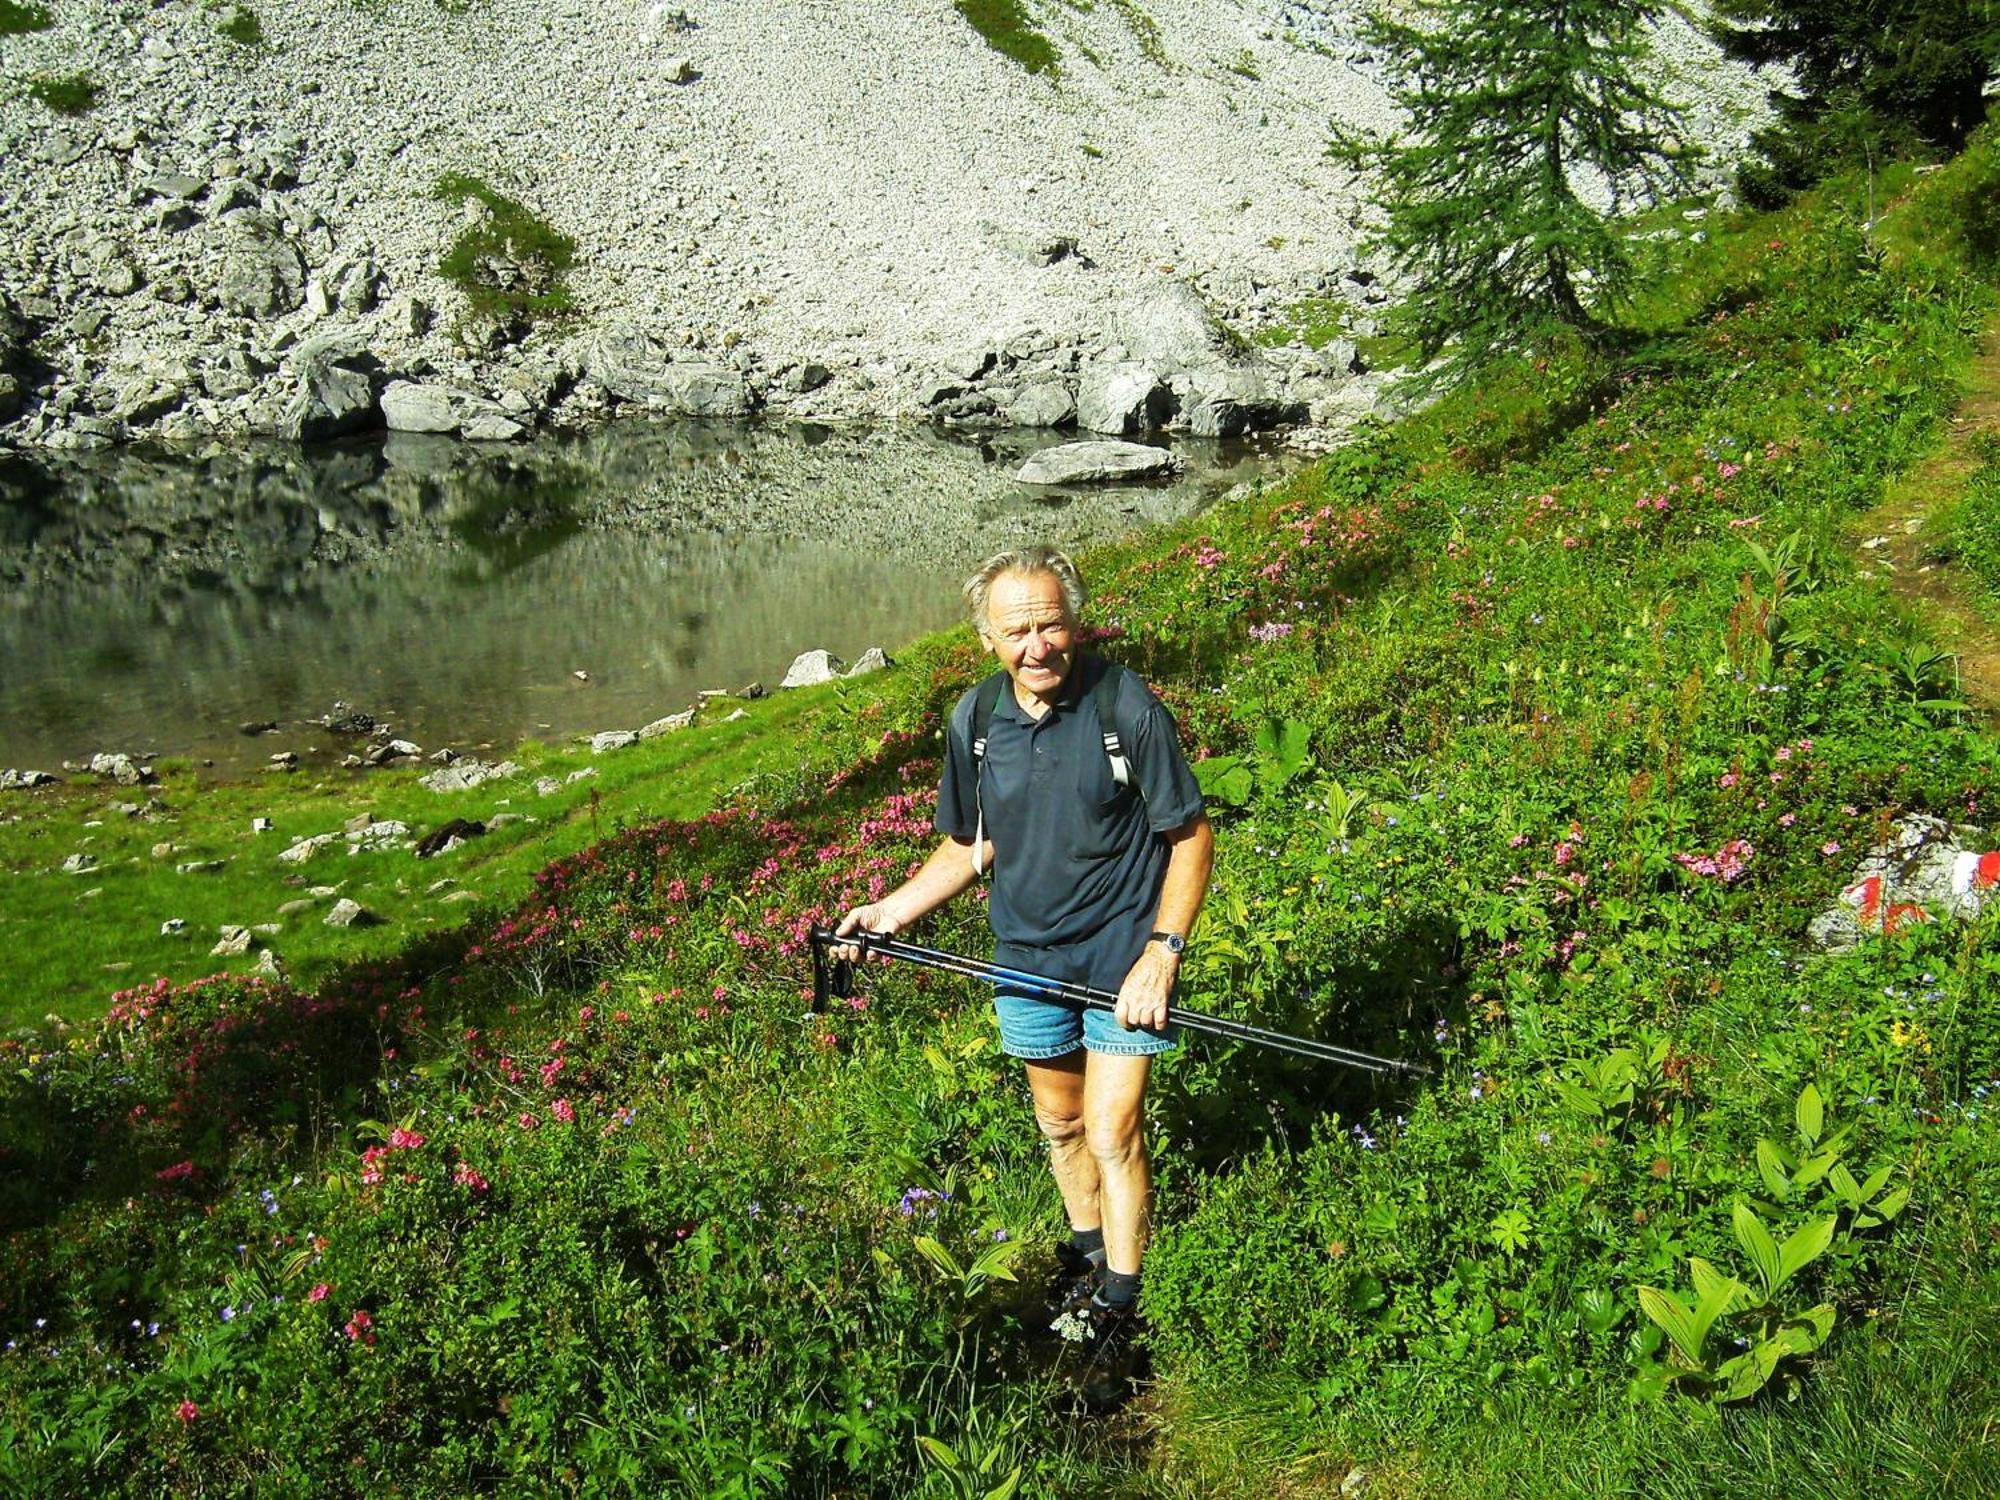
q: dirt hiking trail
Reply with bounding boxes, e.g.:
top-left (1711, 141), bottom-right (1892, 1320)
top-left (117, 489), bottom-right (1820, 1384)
top-left (1854, 317), bottom-right (2000, 718)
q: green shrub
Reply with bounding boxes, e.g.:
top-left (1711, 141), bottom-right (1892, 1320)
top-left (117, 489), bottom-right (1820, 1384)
top-left (953, 0), bottom-right (1060, 76)
top-left (0, 0), bottom-right (50, 35)
top-left (430, 171), bottom-right (576, 324)
top-left (1896, 119), bottom-right (2000, 270)
top-left (27, 72), bottom-right (96, 115)
top-left (215, 5), bottom-right (264, 46)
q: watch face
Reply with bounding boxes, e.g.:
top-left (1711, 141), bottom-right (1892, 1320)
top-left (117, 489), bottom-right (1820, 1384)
top-left (1154, 932), bottom-right (1184, 954)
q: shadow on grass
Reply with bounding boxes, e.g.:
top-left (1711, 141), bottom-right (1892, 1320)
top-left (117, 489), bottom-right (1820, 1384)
top-left (1159, 916), bottom-right (1456, 1178)
top-left (0, 926), bottom-right (480, 1237)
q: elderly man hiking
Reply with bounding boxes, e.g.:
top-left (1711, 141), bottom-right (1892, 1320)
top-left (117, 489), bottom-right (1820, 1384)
top-left (835, 544), bottom-right (1213, 1381)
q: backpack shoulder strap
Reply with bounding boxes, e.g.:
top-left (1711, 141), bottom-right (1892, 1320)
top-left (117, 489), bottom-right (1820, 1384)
top-left (967, 670), bottom-right (1009, 877)
top-left (1089, 657), bottom-right (1136, 791)
top-left (968, 670), bottom-right (1009, 766)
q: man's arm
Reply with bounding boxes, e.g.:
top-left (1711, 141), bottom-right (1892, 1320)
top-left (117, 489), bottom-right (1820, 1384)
top-left (1116, 812), bottom-right (1215, 1031)
top-left (831, 832), bottom-right (991, 959)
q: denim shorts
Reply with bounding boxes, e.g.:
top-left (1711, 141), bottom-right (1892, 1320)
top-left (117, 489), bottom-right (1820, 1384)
top-left (991, 935), bottom-right (1178, 1060)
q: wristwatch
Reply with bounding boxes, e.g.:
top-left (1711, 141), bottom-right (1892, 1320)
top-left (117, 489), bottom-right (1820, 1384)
top-left (1148, 930), bottom-right (1186, 955)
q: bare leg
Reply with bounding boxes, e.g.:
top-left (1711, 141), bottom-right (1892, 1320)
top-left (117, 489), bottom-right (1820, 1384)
top-left (1081, 1052), bottom-right (1153, 1276)
top-left (1023, 1051), bottom-right (1098, 1232)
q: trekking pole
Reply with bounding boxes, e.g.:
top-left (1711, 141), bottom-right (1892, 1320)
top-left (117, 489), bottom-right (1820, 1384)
top-left (809, 927), bottom-right (1431, 1077)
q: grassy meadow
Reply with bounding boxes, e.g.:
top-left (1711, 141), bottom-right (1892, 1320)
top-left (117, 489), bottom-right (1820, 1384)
top-left (4, 133), bottom-right (2000, 1495)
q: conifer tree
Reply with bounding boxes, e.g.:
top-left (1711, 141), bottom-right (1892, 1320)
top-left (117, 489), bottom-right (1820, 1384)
top-left (1337, 0), bottom-right (1699, 386)
top-left (1711, 0), bottom-right (2000, 205)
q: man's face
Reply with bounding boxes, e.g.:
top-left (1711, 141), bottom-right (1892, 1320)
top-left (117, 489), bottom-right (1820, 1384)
top-left (983, 569), bottom-right (1076, 705)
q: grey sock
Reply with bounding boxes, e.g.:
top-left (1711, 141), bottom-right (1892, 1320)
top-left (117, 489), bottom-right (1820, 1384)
top-left (1070, 1226), bottom-right (1106, 1267)
top-left (1095, 1269), bottom-right (1141, 1309)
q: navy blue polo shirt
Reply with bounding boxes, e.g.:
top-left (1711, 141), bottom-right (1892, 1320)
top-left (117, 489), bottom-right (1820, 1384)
top-left (936, 655), bottom-right (1204, 959)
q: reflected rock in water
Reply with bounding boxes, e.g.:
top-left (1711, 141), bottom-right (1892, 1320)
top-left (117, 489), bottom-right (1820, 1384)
top-left (0, 419), bottom-right (1290, 771)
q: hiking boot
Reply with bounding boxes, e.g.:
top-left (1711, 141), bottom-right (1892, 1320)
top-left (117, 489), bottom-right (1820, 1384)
top-left (1044, 1241), bottom-right (1102, 1324)
top-left (1074, 1298), bottom-right (1146, 1411)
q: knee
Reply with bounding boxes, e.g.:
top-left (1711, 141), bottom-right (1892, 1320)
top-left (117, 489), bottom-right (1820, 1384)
top-left (1084, 1120), bottom-right (1143, 1170)
top-left (1035, 1104), bottom-right (1085, 1152)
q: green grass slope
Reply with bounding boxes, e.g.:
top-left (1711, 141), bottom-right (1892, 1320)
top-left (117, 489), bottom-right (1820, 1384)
top-left (0, 693), bottom-right (822, 1030)
top-left (3, 136), bottom-right (2000, 1494)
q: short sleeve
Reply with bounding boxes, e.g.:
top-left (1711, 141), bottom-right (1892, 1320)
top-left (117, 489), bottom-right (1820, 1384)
top-left (934, 686), bottom-right (980, 839)
top-left (1121, 679), bottom-right (1205, 833)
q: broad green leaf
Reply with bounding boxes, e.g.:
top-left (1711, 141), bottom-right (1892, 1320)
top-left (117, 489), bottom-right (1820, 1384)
top-left (1795, 1082), bottom-right (1823, 1145)
top-left (1869, 1188), bottom-right (1910, 1225)
top-left (1857, 1164), bottom-right (1893, 1202)
top-left (1776, 1216), bottom-right (1837, 1286)
top-left (1688, 1257), bottom-right (1745, 1317)
top-left (1194, 756), bottom-right (1254, 807)
top-left (1628, 1361), bottom-right (1673, 1403)
top-left (1577, 1287), bottom-right (1621, 1336)
top-left (969, 1239), bottom-right (1027, 1284)
top-left (1717, 1340), bottom-right (1784, 1402)
top-left (1254, 717), bottom-right (1313, 784)
top-left (914, 1435), bottom-right (961, 1470)
top-left (1690, 1264), bottom-right (1744, 1350)
top-left (1599, 1048), bottom-right (1640, 1086)
top-left (1794, 1149), bottom-right (1838, 1190)
top-left (1550, 1078), bottom-right (1605, 1119)
top-left (1827, 1160), bottom-right (1862, 1205)
top-left (1733, 1202), bottom-right (1782, 1298)
top-left (912, 1236), bottom-right (964, 1283)
top-left (1755, 1138), bottom-right (1793, 1200)
top-left (1637, 1285), bottom-right (1704, 1368)
top-left (986, 1470), bottom-right (1024, 1500)
top-left (1488, 1208), bottom-right (1532, 1255)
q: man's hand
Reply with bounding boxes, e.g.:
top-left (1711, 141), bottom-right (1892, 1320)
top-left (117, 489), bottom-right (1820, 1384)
top-left (1115, 943), bottom-right (1178, 1032)
top-left (831, 903), bottom-right (900, 964)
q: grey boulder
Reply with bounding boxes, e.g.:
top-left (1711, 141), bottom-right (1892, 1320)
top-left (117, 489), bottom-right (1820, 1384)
top-left (1014, 440), bottom-right (1181, 485)
top-left (276, 358), bottom-right (376, 441)
top-left (638, 709), bottom-right (696, 739)
top-left (780, 649), bottom-right (844, 688)
top-left (847, 647), bottom-right (893, 678)
top-left (419, 758), bottom-right (520, 792)
top-left (218, 216), bottom-right (307, 318)
top-left (1181, 367), bottom-right (1291, 438)
top-left (1006, 381), bottom-right (1077, 429)
top-left (1077, 362), bottom-right (1170, 435)
top-left (89, 752), bottom-right (150, 786)
top-left (380, 381), bottom-right (459, 434)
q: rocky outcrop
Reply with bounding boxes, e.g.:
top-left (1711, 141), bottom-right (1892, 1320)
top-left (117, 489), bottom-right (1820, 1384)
top-left (1809, 815), bottom-right (2000, 951)
top-left (419, 758), bottom-right (520, 793)
top-left (1077, 362), bottom-right (1172, 435)
top-left (0, 0), bottom-right (1764, 452)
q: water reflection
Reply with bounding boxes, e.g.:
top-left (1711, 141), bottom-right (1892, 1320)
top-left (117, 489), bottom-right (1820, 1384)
top-left (0, 421), bottom-right (1282, 772)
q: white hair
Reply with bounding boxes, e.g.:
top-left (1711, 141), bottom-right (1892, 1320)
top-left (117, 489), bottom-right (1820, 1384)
top-left (963, 545), bottom-right (1088, 639)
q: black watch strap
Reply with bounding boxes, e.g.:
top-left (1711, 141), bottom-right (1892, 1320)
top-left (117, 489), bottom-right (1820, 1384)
top-left (1148, 930), bottom-right (1186, 954)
